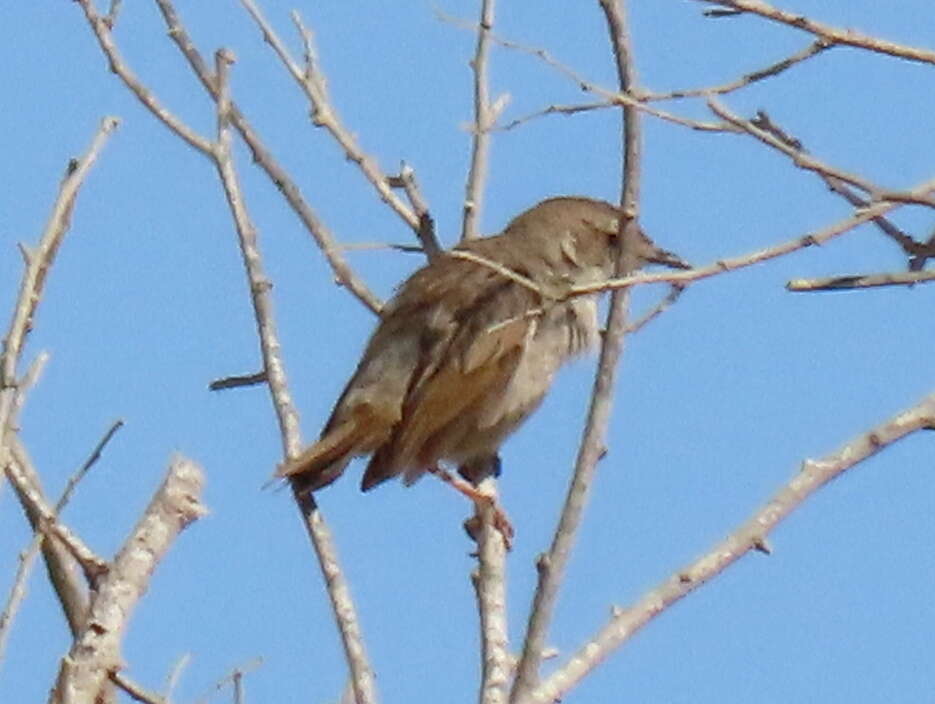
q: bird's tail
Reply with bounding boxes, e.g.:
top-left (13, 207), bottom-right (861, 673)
top-left (276, 420), bottom-right (364, 493)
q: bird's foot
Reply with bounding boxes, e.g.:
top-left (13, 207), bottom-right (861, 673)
top-left (428, 466), bottom-right (514, 550)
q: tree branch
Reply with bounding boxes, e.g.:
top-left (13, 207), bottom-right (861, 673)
top-left (694, 0), bottom-right (935, 66)
top-left (525, 391), bottom-right (935, 702)
top-left (50, 456), bottom-right (207, 704)
top-left (787, 270), bottom-right (935, 291)
top-left (210, 47), bottom-right (379, 704)
top-left (511, 0), bottom-right (642, 699)
top-left (461, 0), bottom-right (498, 240)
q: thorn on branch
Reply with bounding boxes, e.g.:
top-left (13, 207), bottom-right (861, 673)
top-left (752, 536), bottom-right (772, 555)
top-left (209, 371), bottom-right (268, 391)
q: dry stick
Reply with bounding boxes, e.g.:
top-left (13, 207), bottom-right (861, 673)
top-left (0, 112), bottom-right (160, 704)
top-left (208, 370), bottom-right (267, 391)
top-left (526, 392), bottom-right (935, 703)
top-left (0, 119), bottom-right (116, 646)
top-left (6, 447), bottom-right (109, 580)
top-left (73, 1), bottom-right (210, 153)
top-left (73, 3), bottom-right (378, 699)
top-left (0, 420), bottom-right (123, 665)
top-left (498, 35), bottom-right (831, 130)
top-left (72, 0), bottom-right (382, 314)
top-left (191, 656), bottom-right (263, 704)
top-left (708, 99), bottom-right (935, 208)
top-left (111, 674), bottom-right (166, 704)
top-left (694, 0), bottom-right (935, 66)
top-left (438, 11), bottom-right (730, 135)
top-left (472, 479), bottom-right (510, 704)
top-left (211, 50), bottom-right (378, 704)
top-left (743, 111), bottom-right (933, 261)
top-left (788, 270), bottom-right (935, 292)
top-left (235, 0), bottom-right (425, 235)
top-left (496, 101), bottom-right (612, 132)
top-left (822, 176), bottom-right (923, 257)
top-left (624, 285), bottom-right (685, 334)
top-left (0, 118), bottom-right (119, 469)
top-left (510, 1), bottom-right (642, 700)
top-left (456, 4), bottom-right (511, 699)
top-left (6, 441), bottom-right (90, 632)
top-left (449, 250), bottom-right (551, 298)
top-left (568, 171), bottom-right (935, 298)
top-left (461, 0), bottom-right (497, 241)
top-left (49, 456), bottom-right (207, 704)
top-left (646, 38), bottom-right (831, 100)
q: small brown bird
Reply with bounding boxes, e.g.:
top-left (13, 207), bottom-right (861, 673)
top-left (280, 196), bottom-right (688, 494)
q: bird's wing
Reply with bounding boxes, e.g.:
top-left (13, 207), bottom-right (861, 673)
top-left (361, 279), bottom-right (537, 488)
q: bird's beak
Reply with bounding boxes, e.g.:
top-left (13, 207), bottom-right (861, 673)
top-left (648, 247), bottom-right (691, 270)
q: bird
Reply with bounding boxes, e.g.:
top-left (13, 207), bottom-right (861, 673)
top-left (279, 196), bottom-right (688, 495)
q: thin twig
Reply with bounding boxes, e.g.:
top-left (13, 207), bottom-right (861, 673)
top-left (462, 0), bottom-right (497, 241)
top-left (448, 250), bottom-right (552, 298)
top-left (5, 440), bottom-right (89, 637)
top-left (191, 657), bottom-right (263, 704)
top-left (511, 1), bottom-right (641, 699)
top-left (496, 101), bottom-right (612, 132)
top-left (0, 118), bottom-right (119, 469)
top-left (208, 370), bottom-right (268, 391)
top-left (6, 448), bottom-right (109, 580)
top-left (787, 270), bottom-right (935, 291)
top-left (164, 652), bottom-right (191, 702)
top-left (76, 0), bottom-right (381, 314)
top-left (50, 456), bottom-right (207, 704)
top-left (646, 39), bottom-right (831, 100)
top-left (73, 0), bottom-right (210, 153)
top-left (525, 392), bottom-right (935, 702)
top-left (111, 672), bottom-right (166, 704)
top-left (473, 478), bottom-right (509, 704)
top-left (437, 10), bottom-right (732, 134)
top-left (741, 111), bottom-right (933, 260)
top-left (708, 99), bottom-right (935, 208)
top-left (694, 0), bottom-right (935, 66)
top-left (209, 45), bottom-right (379, 704)
top-left (624, 285), bottom-right (685, 334)
top-left (235, 0), bottom-right (424, 234)
top-left (0, 420), bottom-right (123, 663)
top-left (567, 171), bottom-right (935, 297)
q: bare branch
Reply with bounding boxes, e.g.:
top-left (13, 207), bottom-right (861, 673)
top-left (0, 118), bottom-right (118, 458)
top-left (86, 0), bottom-right (382, 315)
top-left (292, 490), bottom-right (379, 704)
top-left (624, 285), bottom-right (685, 334)
top-left (235, 0), bottom-right (424, 233)
top-left (110, 673), bottom-right (166, 704)
top-left (708, 99), bottom-right (935, 208)
top-left (448, 250), bottom-right (553, 298)
top-left (462, 0), bottom-right (498, 240)
top-left (208, 44), bottom-right (379, 704)
top-left (472, 479), bottom-right (510, 704)
top-left (50, 456), bottom-right (207, 704)
top-left (524, 392), bottom-right (935, 703)
top-left (568, 171), bottom-right (935, 297)
top-left (73, 0), bottom-right (211, 153)
top-left (0, 420), bottom-right (122, 663)
top-left (208, 370), bottom-right (268, 391)
top-left (6, 445), bottom-right (109, 580)
top-left (787, 270), bottom-right (935, 291)
top-left (694, 0), bottom-right (935, 66)
top-left (646, 39), bottom-right (832, 100)
top-left (511, 1), bottom-right (642, 698)
top-left (438, 11), bottom-right (732, 134)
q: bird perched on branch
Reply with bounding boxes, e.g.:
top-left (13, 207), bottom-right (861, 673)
top-left (279, 196), bottom-right (688, 495)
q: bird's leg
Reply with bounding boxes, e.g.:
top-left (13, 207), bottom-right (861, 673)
top-left (427, 465), bottom-right (514, 549)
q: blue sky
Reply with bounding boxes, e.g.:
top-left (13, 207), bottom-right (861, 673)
top-left (2, 2), bottom-right (934, 703)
